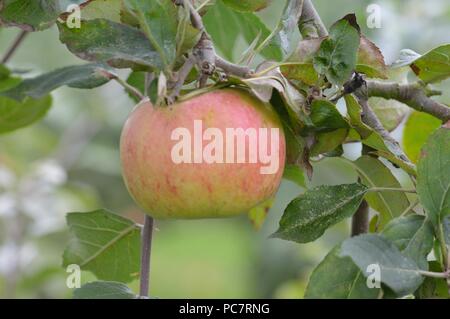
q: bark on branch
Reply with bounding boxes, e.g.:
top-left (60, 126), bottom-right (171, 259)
top-left (366, 81), bottom-right (450, 122)
top-left (1, 30), bottom-right (28, 64)
top-left (351, 200), bottom-right (369, 236)
top-left (354, 83), bottom-right (412, 163)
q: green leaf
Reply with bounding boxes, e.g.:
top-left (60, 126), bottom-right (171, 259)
top-left (313, 14), bottom-right (360, 85)
top-left (345, 94), bottom-right (373, 139)
top-left (0, 0), bottom-right (84, 31)
top-left (1, 63), bottom-right (111, 101)
top-left (125, 71), bottom-right (146, 103)
top-left (0, 95), bottom-right (52, 134)
top-left (0, 65), bottom-right (9, 79)
top-left (416, 126), bottom-right (450, 228)
top-left (0, 65), bottom-right (21, 92)
top-left (310, 99), bottom-right (349, 132)
top-left (382, 215), bottom-right (434, 270)
top-left (403, 111), bottom-right (441, 163)
top-left (58, 19), bottom-right (163, 70)
top-left (283, 38), bottom-right (323, 86)
top-left (340, 234), bottom-right (424, 296)
top-left (310, 128), bottom-right (348, 157)
top-left (356, 35), bottom-right (388, 79)
top-left (272, 183), bottom-right (368, 243)
top-left (305, 246), bottom-right (379, 299)
top-left (123, 0), bottom-right (178, 68)
top-left (73, 281), bottom-right (137, 299)
top-left (80, 0), bottom-right (123, 22)
top-left (368, 97), bottom-right (408, 132)
top-left (63, 209), bottom-right (141, 283)
top-left (410, 44), bottom-right (450, 84)
top-left (222, 0), bottom-right (269, 12)
top-left (248, 197), bottom-right (274, 230)
top-left (282, 164), bottom-right (305, 188)
top-left (350, 156), bottom-right (411, 228)
top-left (283, 116), bottom-right (306, 165)
top-left (203, 0), bottom-right (281, 61)
top-left (369, 150), bottom-right (417, 177)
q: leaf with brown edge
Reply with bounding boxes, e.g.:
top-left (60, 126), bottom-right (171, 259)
top-left (313, 14), bottom-right (361, 85)
top-left (357, 35), bottom-right (388, 79)
top-left (410, 44), bottom-right (450, 84)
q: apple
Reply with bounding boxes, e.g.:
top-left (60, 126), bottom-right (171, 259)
top-left (120, 88), bottom-right (285, 219)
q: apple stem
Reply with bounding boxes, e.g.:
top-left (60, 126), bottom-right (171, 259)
top-left (139, 215), bottom-right (154, 298)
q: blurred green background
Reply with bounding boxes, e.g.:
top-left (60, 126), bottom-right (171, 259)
top-left (0, 0), bottom-right (449, 298)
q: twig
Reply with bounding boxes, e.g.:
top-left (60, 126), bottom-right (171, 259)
top-left (97, 69), bottom-right (144, 101)
top-left (168, 54), bottom-right (195, 102)
top-left (196, 0), bottom-right (213, 12)
top-left (139, 215), bottom-right (154, 297)
top-left (399, 199), bottom-right (419, 217)
top-left (215, 56), bottom-right (252, 78)
top-left (417, 269), bottom-right (450, 279)
top-left (366, 81), bottom-right (450, 122)
top-left (193, 32), bottom-right (216, 86)
top-left (351, 200), bottom-right (369, 236)
top-left (183, 0), bottom-right (205, 31)
top-left (354, 82), bottom-right (412, 164)
top-left (1, 30), bottom-right (28, 64)
top-left (114, 77), bottom-right (144, 101)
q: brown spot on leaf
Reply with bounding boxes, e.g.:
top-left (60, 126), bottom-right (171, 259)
top-left (411, 64), bottom-right (421, 76)
top-left (419, 149), bottom-right (428, 159)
